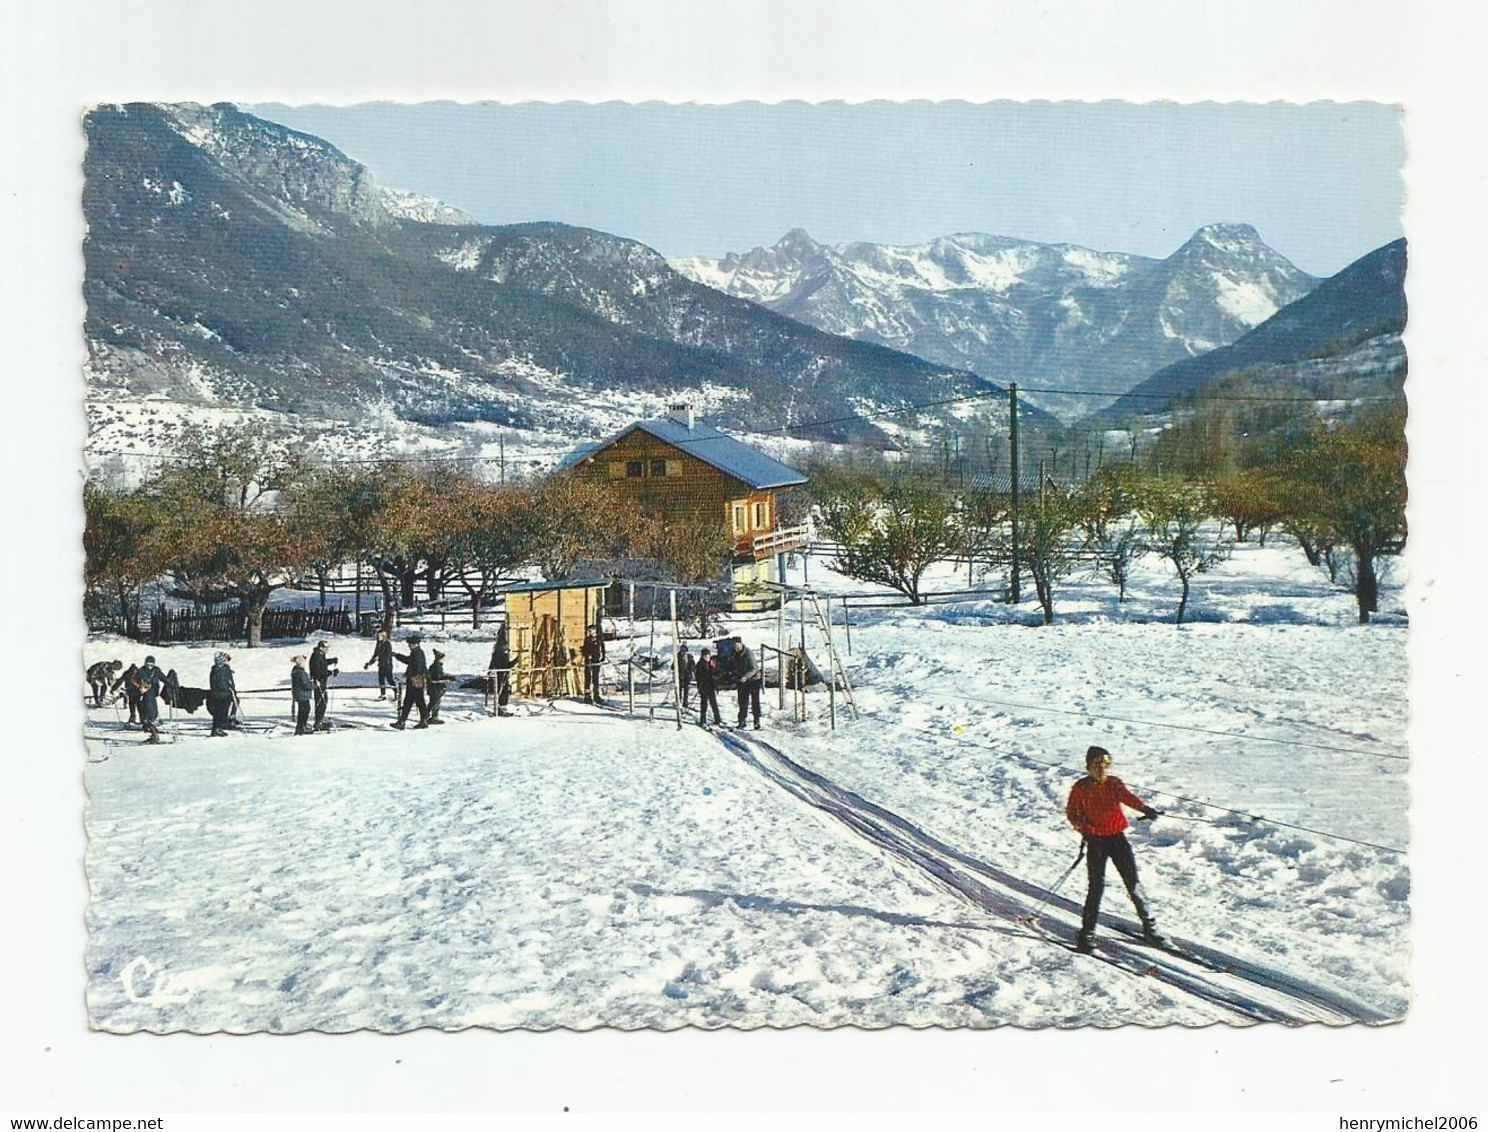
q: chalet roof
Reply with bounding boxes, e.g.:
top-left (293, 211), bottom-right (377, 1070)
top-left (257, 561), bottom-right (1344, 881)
top-left (555, 417), bottom-right (808, 490)
top-left (967, 471), bottom-right (1067, 495)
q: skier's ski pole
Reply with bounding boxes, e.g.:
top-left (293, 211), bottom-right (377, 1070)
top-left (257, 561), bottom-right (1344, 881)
top-left (1021, 839), bottom-right (1086, 923)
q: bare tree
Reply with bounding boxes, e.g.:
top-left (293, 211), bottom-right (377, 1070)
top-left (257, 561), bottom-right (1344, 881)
top-left (1140, 480), bottom-right (1233, 625)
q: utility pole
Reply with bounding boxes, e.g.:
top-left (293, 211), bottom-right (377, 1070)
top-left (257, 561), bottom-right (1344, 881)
top-left (1009, 382), bottom-right (1021, 604)
top-left (498, 434), bottom-right (506, 485)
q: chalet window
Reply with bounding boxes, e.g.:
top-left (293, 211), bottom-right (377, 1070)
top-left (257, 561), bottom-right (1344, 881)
top-left (606, 461), bottom-right (626, 479)
top-left (752, 501), bottom-right (770, 529)
top-left (625, 460), bottom-right (644, 478)
top-left (665, 459), bottom-right (681, 478)
top-left (649, 458), bottom-right (669, 478)
top-left (731, 503), bottom-right (748, 535)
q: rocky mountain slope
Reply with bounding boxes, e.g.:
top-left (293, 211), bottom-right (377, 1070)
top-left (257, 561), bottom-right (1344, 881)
top-left (85, 103), bottom-right (1048, 471)
top-left (673, 226), bottom-right (1319, 420)
top-left (1091, 238), bottom-right (1406, 424)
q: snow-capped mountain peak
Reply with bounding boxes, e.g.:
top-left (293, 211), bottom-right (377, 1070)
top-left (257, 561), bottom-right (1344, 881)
top-left (671, 226), bottom-right (1318, 418)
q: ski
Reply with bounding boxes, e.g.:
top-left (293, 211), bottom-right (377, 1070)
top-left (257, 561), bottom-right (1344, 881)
top-left (1115, 928), bottom-right (1235, 974)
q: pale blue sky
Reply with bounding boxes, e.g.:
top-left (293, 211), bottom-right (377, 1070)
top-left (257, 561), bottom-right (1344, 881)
top-left (248, 101), bottom-right (1404, 277)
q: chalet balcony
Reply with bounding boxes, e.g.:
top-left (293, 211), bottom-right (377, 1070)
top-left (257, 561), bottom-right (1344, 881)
top-left (745, 524), bottom-right (812, 559)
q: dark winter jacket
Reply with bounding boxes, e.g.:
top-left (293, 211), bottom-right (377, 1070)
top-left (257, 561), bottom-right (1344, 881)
top-left (87, 661), bottom-right (115, 685)
top-left (367, 638), bottom-right (394, 673)
top-left (394, 645), bottom-right (428, 682)
top-left (116, 664), bottom-right (140, 699)
top-left (678, 650), bottom-right (696, 686)
top-left (695, 656), bottom-right (720, 691)
top-left (582, 635), bottom-right (605, 664)
top-left (291, 665), bottom-right (313, 703)
top-left (428, 658), bottom-right (451, 685)
top-left (309, 650), bottom-right (336, 683)
top-left (1066, 775), bottom-right (1150, 839)
top-left (136, 663), bottom-right (163, 698)
top-left (489, 634), bottom-right (512, 672)
top-left (163, 670), bottom-right (209, 714)
top-left (209, 660), bottom-right (236, 702)
top-left (736, 644), bottom-right (761, 685)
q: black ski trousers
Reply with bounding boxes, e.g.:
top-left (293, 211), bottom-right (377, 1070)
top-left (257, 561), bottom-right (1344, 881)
top-left (313, 679), bottom-right (329, 727)
top-left (1081, 833), bottom-right (1153, 936)
top-left (585, 663), bottom-right (603, 704)
top-left (697, 684), bottom-right (721, 726)
top-left (736, 679), bottom-right (762, 727)
top-left (398, 682), bottom-right (428, 725)
top-left (294, 700), bottom-right (311, 735)
top-left (209, 694), bottom-right (233, 733)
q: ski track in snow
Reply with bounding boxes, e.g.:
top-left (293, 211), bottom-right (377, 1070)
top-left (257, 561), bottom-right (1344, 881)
top-left (714, 729), bottom-right (1391, 1026)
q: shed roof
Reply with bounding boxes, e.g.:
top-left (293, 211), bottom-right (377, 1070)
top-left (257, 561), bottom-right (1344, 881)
top-left (498, 578), bottom-right (612, 596)
top-left (968, 471), bottom-right (1067, 495)
top-left (556, 417), bottom-right (808, 490)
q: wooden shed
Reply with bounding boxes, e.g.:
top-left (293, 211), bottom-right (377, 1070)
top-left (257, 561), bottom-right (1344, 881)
top-left (500, 578), bottom-right (610, 700)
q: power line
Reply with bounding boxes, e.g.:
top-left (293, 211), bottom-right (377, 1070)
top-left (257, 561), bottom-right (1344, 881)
top-left (1019, 384), bottom-right (1402, 405)
top-left (879, 712), bottom-right (1407, 856)
top-left (936, 690), bottom-right (1406, 760)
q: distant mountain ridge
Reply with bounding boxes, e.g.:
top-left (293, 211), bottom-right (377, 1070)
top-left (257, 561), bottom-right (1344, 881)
top-left (84, 103), bottom-right (1052, 465)
top-left (1091, 238), bottom-right (1407, 423)
top-left (673, 225), bottom-right (1319, 420)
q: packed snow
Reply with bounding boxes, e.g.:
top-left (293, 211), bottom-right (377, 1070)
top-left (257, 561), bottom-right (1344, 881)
top-left (83, 539), bottom-right (1408, 1032)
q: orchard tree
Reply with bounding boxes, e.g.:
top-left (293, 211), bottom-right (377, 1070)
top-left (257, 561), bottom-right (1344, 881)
top-left (1078, 463), bottom-right (1150, 602)
top-left (1140, 479), bottom-right (1233, 625)
top-left (1282, 407), bottom-right (1407, 623)
top-left (1212, 469), bottom-right (1287, 544)
top-left (528, 473), bottom-right (630, 581)
top-left (998, 488), bottom-right (1088, 624)
top-left (145, 424), bottom-right (309, 646)
top-left (359, 462), bottom-right (447, 621)
top-left (83, 479), bottom-right (157, 636)
top-left (633, 510), bottom-right (736, 636)
top-left (816, 470), bottom-right (963, 605)
top-left (445, 480), bottom-right (538, 628)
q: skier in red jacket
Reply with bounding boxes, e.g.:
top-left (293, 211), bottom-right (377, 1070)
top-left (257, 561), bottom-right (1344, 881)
top-left (1065, 745), bottom-right (1165, 953)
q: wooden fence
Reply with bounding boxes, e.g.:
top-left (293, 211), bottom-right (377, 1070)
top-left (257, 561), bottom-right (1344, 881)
top-left (142, 605), bottom-right (355, 644)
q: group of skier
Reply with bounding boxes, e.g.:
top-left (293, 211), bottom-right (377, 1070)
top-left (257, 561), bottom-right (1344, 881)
top-left (86, 655), bottom-right (167, 743)
top-left (675, 635), bottom-right (762, 730)
top-left (287, 641), bottom-right (343, 735)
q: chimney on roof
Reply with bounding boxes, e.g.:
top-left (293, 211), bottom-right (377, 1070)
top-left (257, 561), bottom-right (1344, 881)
top-left (666, 402), bottom-right (696, 430)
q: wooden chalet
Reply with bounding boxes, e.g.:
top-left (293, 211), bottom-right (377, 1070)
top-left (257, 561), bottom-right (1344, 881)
top-left (555, 404), bottom-right (810, 609)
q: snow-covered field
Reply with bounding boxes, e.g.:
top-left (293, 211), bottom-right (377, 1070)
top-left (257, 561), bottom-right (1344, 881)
top-left (83, 540), bottom-right (1408, 1032)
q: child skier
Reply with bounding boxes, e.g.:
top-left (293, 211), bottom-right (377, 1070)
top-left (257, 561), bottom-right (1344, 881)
top-left (1065, 745), bottom-right (1165, 953)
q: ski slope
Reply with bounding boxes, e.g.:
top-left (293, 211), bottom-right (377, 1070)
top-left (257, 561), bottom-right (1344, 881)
top-left (83, 541), bottom-right (1409, 1031)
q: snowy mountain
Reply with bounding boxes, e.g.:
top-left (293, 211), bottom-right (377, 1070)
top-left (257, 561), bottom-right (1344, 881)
top-left (673, 226), bottom-right (1319, 419)
top-left (84, 103), bottom-right (1051, 473)
top-left (1093, 238), bottom-right (1407, 424)
top-left (379, 187), bottom-right (474, 226)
